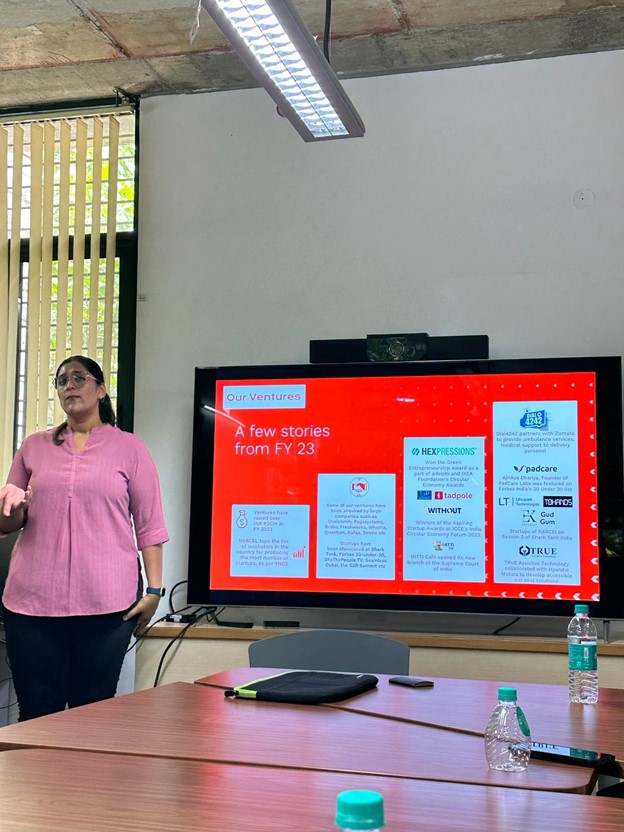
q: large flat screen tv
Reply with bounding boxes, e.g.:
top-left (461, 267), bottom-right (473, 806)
top-left (187, 356), bottom-right (624, 619)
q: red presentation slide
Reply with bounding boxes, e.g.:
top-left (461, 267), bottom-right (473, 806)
top-left (209, 371), bottom-right (598, 603)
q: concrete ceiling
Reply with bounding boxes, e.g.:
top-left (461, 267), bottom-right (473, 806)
top-left (1, 0), bottom-right (624, 110)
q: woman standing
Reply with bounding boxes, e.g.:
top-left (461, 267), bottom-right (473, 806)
top-left (0, 355), bottom-right (168, 721)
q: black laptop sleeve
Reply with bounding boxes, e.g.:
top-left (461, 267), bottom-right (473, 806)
top-left (224, 670), bottom-right (378, 705)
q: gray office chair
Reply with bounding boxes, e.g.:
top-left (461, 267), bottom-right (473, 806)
top-left (0, 530), bottom-right (19, 609)
top-left (248, 628), bottom-right (410, 675)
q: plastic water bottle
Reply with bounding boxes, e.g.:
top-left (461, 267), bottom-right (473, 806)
top-left (336, 790), bottom-right (384, 831)
top-left (568, 604), bottom-right (598, 704)
top-left (484, 687), bottom-right (531, 771)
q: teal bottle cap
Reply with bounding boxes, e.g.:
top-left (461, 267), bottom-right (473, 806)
top-left (574, 604), bottom-right (589, 614)
top-left (336, 790), bottom-right (384, 830)
top-left (498, 687), bottom-right (517, 701)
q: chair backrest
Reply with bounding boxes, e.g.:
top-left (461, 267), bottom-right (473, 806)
top-left (248, 628), bottom-right (410, 675)
top-left (0, 529), bottom-right (19, 603)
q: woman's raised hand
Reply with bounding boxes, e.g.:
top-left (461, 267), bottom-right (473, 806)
top-left (0, 483), bottom-right (32, 518)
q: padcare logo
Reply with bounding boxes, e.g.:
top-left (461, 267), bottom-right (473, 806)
top-left (514, 465), bottom-right (558, 473)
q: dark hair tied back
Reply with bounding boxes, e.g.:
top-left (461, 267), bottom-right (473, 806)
top-left (52, 355), bottom-right (116, 445)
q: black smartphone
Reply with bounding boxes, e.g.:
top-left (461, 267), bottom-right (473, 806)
top-left (530, 741), bottom-right (616, 768)
top-left (388, 676), bottom-right (435, 688)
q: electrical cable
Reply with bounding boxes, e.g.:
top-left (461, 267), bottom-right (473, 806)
top-left (152, 607), bottom-right (215, 687)
top-left (168, 579), bottom-right (188, 614)
top-left (127, 581), bottom-right (201, 652)
top-left (125, 613), bottom-right (170, 654)
top-left (322, 0), bottom-right (332, 63)
top-left (152, 620), bottom-right (196, 687)
top-left (0, 675), bottom-right (17, 711)
top-left (491, 616), bottom-right (521, 636)
top-left (210, 606), bottom-right (253, 627)
top-left (204, 606), bottom-right (223, 624)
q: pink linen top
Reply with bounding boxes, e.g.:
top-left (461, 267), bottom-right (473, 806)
top-left (3, 423), bottom-right (168, 617)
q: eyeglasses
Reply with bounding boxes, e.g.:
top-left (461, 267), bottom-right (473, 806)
top-left (54, 372), bottom-right (97, 390)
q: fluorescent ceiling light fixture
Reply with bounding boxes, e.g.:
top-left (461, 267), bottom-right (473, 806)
top-left (201, 0), bottom-right (365, 141)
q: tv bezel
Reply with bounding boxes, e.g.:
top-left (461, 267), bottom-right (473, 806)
top-left (187, 355), bottom-right (624, 619)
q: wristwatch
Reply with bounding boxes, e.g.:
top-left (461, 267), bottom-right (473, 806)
top-left (146, 586), bottom-right (166, 597)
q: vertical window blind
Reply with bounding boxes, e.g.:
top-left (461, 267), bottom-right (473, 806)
top-left (0, 110), bottom-right (135, 479)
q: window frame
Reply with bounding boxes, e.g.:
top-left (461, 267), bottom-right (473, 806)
top-left (1, 99), bottom-right (140, 452)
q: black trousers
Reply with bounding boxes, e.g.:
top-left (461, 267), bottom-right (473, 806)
top-left (2, 605), bottom-right (136, 721)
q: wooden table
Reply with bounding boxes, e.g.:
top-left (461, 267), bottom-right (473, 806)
top-left (195, 668), bottom-right (624, 776)
top-left (0, 681), bottom-right (596, 793)
top-left (0, 747), bottom-right (623, 832)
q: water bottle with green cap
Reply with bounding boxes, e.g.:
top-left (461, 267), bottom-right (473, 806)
top-left (336, 790), bottom-right (384, 831)
top-left (484, 687), bottom-right (531, 771)
top-left (568, 603), bottom-right (598, 703)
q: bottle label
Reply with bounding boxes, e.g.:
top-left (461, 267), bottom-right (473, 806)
top-left (568, 642), bottom-right (597, 671)
top-left (516, 706), bottom-right (531, 738)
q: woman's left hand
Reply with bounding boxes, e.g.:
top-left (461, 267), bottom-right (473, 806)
top-left (123, 593), bottom-right (161, 634)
